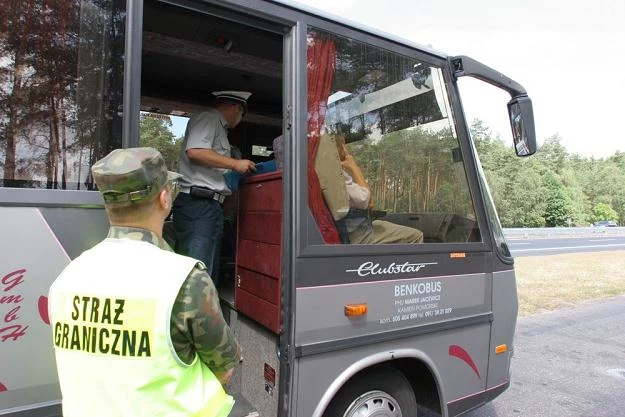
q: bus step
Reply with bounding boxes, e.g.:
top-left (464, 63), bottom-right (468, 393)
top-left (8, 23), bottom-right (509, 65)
top-left (231, 391), bottom-right (260, 417)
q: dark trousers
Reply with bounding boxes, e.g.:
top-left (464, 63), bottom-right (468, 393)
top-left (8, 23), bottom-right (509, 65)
top-left (172, 192), bottom-right (223, 285)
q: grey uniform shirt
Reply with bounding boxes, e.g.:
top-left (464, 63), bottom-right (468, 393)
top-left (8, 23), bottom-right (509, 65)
top-left (177, 108), bottom-right (232, 195)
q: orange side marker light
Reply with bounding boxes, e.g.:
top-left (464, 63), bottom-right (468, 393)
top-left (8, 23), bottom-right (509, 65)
top-left (345, 303), bottom-right (368, 317)
top-left (495, 344), bottom-right (508, 355)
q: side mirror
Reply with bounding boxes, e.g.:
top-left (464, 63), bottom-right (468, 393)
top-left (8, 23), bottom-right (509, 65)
top-left (507, 95), bottom-right (537, 156)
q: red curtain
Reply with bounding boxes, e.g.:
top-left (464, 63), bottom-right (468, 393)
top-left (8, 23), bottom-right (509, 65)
top-left (307, 34), bottom-right (341, 244)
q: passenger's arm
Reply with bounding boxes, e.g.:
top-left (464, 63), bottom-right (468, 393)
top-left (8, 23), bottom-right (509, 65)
top-left (170, 266), bottom-right (241, 383)
top-left (345, 180), bottom-right (370, 210)
top-left (341, 154), bottom-right (375, 209)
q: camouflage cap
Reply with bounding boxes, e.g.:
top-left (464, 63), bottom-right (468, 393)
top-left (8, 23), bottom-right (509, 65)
top-left (92, 147), bottom-right (182, 204)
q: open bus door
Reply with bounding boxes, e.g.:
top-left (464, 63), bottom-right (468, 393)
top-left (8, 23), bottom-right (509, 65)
top-left (139, 2), bottom-right (290, 416)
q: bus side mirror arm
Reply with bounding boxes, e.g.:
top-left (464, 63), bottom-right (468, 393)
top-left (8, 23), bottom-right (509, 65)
top-left (451, 55), bottom-right (526, 96)
top-left (450, 55), bottom-right (537, 156)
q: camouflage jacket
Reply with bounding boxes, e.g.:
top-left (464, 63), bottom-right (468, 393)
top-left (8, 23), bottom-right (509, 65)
top-left (107, 226), bottom-right (241, 372)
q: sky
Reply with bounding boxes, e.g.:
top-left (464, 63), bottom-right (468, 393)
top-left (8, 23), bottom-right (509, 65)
top-left (293, 0), bottom-right (625, 158)
top-left (170, 0), bottom-right (624, 158)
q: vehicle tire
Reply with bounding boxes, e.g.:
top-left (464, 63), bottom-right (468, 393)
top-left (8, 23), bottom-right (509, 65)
top-left (323, 366), bottom-right (417, 417)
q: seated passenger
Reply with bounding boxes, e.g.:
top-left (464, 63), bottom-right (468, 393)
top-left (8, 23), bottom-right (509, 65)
top-left (336, 136), bottom-right (423, 244)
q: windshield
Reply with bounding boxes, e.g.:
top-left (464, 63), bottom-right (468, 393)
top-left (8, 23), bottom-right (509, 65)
top-left (307, 28), bottom-right (482, 244)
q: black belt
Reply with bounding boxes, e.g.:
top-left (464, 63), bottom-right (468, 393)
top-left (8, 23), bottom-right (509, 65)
top-left (188, 186), bottom-right (226, 203)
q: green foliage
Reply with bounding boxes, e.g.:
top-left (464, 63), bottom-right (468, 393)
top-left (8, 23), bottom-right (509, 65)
top-left (349, 127), bottom-right (474, 215)
top-left (340, 116), bottom-right (625, 229)
top-left (591, 203), bottom-right (619, 223)
top-left (540, 172), bottom-right (573, 227)
top-left (471, 118), bottom-right (625, 227)
top-left (536, 134), bottom-right (567, 175)
top-left (139, 115), bottom-right (183, 170)
top-left (497, 165), bottom-right (548, 227)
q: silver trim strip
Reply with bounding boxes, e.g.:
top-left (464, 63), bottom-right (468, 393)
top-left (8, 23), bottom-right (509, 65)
top-left (0, 189), bottom-right (103, 207)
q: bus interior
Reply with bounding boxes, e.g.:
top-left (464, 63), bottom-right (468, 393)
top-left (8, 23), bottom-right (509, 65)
top-left (140, 0), bottom-right (285, 296)
top-left (141, 1), bottom-right (284, 158)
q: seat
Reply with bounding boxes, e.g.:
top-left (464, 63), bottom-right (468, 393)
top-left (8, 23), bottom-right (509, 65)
top-left (313, 133), bottom-right (351, 243)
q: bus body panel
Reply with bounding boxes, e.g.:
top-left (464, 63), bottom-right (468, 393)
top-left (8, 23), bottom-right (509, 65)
top-left (0, 207), bottom-right (107, 414)
top-left (295, 323), bottom-right (492, 417)
top-left (486, 269), bottom-right (518, 389)
top-left (292, 249), bottom-right (494, 415)
top-left (295, 270), bottom-right (491, 348)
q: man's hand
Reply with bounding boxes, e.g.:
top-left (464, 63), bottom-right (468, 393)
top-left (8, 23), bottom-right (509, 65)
top-left (232, 159), bottom-right (256, 174)
top-left (340, 154), bottom-right (358, 173)
top-left (214, 368), bottom-right (235, 386)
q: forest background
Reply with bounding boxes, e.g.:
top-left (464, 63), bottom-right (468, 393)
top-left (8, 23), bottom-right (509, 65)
top-left (140, 115), bottom-right (625, 228)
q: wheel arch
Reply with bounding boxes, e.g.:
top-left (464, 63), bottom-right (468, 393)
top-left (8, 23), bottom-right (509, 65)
top-left (312, 349), bottom-right (446, 417)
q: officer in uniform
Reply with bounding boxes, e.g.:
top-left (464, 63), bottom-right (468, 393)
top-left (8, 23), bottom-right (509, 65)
top-left (173, 91), bottom-right (256, 286)
top-left (49, 147), bottom-right (241, 417)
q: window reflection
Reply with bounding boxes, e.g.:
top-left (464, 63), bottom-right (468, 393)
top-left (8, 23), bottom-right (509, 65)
top-left (0, 0), bottom-right (125, 190)
top-left (307, 28), bottom-right (481, 244)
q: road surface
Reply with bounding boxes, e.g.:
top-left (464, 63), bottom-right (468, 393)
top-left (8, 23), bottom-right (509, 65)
top-left (461, 295), bottom-right (625, 417)
top-left (509, 236), bottom-right (625, 256)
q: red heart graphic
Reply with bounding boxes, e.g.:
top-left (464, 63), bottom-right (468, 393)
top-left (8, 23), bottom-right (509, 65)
top-left (0, 382), bottom-right (7, 392)
top-left (38, 296), bottom-right (50, 325)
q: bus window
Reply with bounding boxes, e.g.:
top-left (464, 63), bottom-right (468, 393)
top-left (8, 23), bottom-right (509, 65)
top-left (138, 113), bottom-right (184, 171)
top-left (0, 0), bottom-right (125, 190)
top-left (307, 28), bottom-right (480, 245)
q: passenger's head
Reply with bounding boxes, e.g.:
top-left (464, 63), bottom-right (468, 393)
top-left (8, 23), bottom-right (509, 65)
top-left (213, 90), bottom-right (251, 129)
top-left (92, 147), bottom-right (181, 226)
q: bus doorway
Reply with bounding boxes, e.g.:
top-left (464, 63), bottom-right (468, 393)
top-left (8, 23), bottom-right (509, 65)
top-left (139, 0), bottom-right (285, 279)
top-left (139, 2), bottom-right (287, 416)
top-left (139, 0), bottom-right (284, 173)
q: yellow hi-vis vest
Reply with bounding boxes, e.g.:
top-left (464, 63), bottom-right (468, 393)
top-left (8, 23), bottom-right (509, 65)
top-left (49, 237), bottom-right (234, 417)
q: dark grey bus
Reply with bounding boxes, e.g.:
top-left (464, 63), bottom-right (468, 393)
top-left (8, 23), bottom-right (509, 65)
top-left (0, 0), bottom-right (536, 416)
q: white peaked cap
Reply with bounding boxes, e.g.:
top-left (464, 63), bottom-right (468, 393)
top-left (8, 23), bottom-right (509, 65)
top-left (212, 91), bottom-right (252, 105)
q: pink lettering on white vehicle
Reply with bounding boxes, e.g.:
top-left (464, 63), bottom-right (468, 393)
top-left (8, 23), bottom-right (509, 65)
top-left (1, 269), bottom-right (29, 342)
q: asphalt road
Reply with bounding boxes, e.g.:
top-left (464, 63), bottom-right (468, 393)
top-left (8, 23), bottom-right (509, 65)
top-left (461, 295), bottom-right (625, 417)
top-left (508, 236), bottom-right (625, 256)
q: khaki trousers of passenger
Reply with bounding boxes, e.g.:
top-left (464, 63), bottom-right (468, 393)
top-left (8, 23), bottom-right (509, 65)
top-left (349, 220), bottom-right (424, 244)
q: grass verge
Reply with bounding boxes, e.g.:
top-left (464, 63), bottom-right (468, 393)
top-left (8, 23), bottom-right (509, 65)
top-left (514, 250), bottom-right (625, 317)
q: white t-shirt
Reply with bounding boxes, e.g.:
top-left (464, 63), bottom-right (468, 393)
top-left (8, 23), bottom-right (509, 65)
top-left (343, 170), bottom-right (370, 209)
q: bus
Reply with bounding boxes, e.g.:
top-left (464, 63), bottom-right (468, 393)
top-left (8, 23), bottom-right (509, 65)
top-left (0, 1), bottom-right (536, 416)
